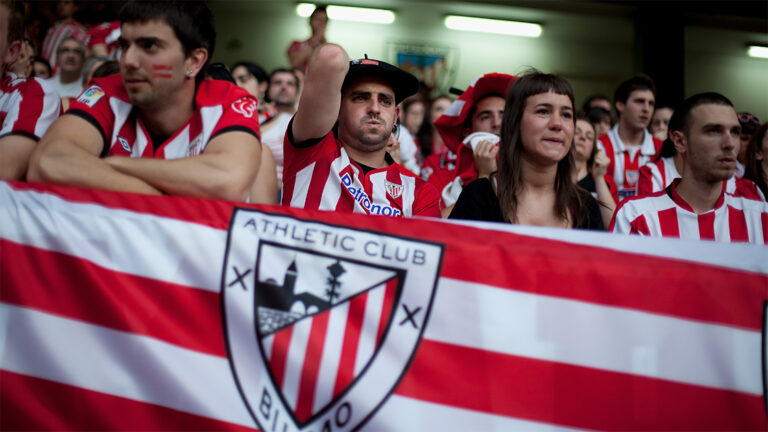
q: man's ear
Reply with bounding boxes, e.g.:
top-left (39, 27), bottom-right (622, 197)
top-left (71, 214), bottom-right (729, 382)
top-left (670, 130), bottom-right (686, 155)
top-left (615, 100), bottom-right (625, 117)
top-left (3, 40), bottom-right (22, 68)
top-left (184, 47), bottom-right (208, 79)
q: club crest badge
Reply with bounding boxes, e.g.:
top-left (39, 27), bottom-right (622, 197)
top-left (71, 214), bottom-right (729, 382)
top-left (117, 137), bottom-right (131, 153)
top-left (222, 209), bottom-right (443, 431)
top-left (385, 181), bottom-right (403, 200)
top-left (625, 170), bottom-right (639, 187)
top-left (232, 97), bottom-right (258, 118)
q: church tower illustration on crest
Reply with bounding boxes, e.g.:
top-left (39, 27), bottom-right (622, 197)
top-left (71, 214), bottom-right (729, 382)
top-left (256, 259), bottom-right (345, 335)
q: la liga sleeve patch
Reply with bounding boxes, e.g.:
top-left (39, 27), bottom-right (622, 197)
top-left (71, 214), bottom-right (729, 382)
top-left (76, 85), bottom-right (106, 108)
top-left (231, 96), bottom-right (258, 119)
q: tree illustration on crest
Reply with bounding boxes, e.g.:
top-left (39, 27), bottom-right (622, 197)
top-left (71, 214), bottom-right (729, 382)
top-left (325, 260), bottom-right (346, 303)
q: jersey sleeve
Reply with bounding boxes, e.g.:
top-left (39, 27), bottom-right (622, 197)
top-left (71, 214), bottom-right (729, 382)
top-left (412, 181), bottom-right (441, 217)
top-left (66, 80), bottom-right (116, 149)
top-left (636, 164), bottom-right (654, 197)
top-left (610, 201), bottom-right (649, 235)
top-left (0, 78), bottom-right (62, 140)
top-left (211, 94), bottom-right (261, 141)
top-left (282, 117), bottom-right (336, 181)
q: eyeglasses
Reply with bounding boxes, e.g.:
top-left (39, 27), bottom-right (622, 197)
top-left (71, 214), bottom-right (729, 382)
top-left (738, 113), bottom-right (760, 126)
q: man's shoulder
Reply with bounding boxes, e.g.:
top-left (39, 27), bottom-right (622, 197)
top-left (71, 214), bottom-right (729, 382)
top-left (615, 188), bottom-right (671, 215)
top-left (196, 79), bottom-right (256, 107)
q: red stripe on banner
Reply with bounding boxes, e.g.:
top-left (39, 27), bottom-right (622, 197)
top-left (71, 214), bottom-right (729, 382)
top-left (376, 277), bottom-right (398, 346)
top-left (269, 325), bottom-right (294, 389)
top-left (658, 207), bottom-right (680, 238)
top-left (333, 292), bottom-right (368, 398)
top-left (698, 211), bottom-right (716, 240)
top-left (295, 311), bottom-right (331, 421)
top-left (0, 371), bottom-right (257, 431)
top-left (396, 340), bottom-right (767, 431)
top-left (437, 230), bottom-right (767, 331)
top-left (0, 239), bottom-right (225, 356)
top-left (727, 206), bottom-right (749, 242)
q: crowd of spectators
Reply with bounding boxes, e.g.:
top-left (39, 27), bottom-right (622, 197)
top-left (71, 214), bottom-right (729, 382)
top-left (1, 0), bottom-right (766, 244)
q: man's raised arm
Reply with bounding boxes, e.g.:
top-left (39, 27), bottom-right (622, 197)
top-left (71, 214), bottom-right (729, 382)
top-left (27, 115), bottom-right (161, 194)
top-left (291, 44), bottom-right (349, 143)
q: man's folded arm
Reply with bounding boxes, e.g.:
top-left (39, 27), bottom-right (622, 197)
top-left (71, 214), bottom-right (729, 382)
top-left (106, 130), bottom-right (261, 202)
top-left (27, 115), bottom-right (161, 194)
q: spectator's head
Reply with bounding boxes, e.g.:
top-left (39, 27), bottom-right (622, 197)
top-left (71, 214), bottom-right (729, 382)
top-left (669, 92), bottom-right (739, 183)
top-left (231, 61), bottom-right (268, 99)
top-left (582, 94), bottom-right (611, 115)
top-left (56, 36), bottom-right (85, 80)
top-left (119, 0), bottom-right (215, 88)
top-left (585, 106), bottom-right (611, 138)
top-left (650, 106), bottom-right (674, 141)
top-left (614, 74), bottom-right (656, 131)
top-left (429, 95), bottom-right (451, 125)
top-left (737, 112), bottom-right (761, 163)
top-left (743, 122), bottom-right (768, 198)
top-left (1, 0), bottom-right (25, 70)
top-left (91, 60), bottom-right (120, 79)
top-left (82, 55), bottom-right (108, 86)
top-left (401, 97), bottom-right (425, 135)
top-left (309, 5), bottom-right (327, 36)
top-left (337, 56), bottom-right (419, 152)
top-left (499, 70), bottom-right (575, 176)
top-left (32, 56), bottom-right (52, 78)
top-left (56, 0), bottom-right (77, 21)
top-left (434, 73), bottom-right (517, 152)
top-left (267, 68), bottom-right (299, 111)
top-left (573, 116), bottom-right (597, 166)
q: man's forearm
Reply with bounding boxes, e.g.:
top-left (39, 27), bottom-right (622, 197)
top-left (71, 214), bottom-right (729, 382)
top-left (106, 153), bottom-right (256, 202)
top-left (28, 141), bottom-right (161, 194)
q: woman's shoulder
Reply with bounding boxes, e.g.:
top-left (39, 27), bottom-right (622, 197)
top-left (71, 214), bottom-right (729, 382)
top-left (574, 187), bottom-right (604, 230)
top-left (448, 177), bottom-right (504, 222)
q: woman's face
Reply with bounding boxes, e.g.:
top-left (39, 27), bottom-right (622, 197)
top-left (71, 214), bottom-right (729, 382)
top-left (520, 91), bottom-right (575, 165)
top-left (759, 131), bottom-right (768, 174)
top-left (573, 119), bottom-right (595, 162)
top-left (232, 66), bottom-right (260, 98)
top-left (430, 97), bottom-right (451, 124)
top-left (404, 101), bottom-right (425, 134)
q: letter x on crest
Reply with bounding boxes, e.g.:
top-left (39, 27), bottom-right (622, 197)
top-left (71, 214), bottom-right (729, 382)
top-left (228, 266), bottom-right (252, 291)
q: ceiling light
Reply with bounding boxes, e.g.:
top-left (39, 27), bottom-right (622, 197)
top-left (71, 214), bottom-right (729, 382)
top-left (296, 3), bottom-right (395, 24)
top-left (444, 15), bottom-right (542, 37)
top-left (747, 45), bottom-right (768, 59)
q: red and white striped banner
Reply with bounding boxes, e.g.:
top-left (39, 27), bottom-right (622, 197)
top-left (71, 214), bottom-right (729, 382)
top-left (1, 180), bottom-right (766, 431)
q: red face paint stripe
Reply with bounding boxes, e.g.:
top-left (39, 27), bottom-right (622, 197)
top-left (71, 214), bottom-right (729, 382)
top-left (152, 64), bottom-right (173, 70)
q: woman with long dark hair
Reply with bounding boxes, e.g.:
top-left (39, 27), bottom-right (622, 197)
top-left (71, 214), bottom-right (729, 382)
top-left (449, 71), bottom-right (603, 229)
top-left (743, 122), bottom-right (768, 199)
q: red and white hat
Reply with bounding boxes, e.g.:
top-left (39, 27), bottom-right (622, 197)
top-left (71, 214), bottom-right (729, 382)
top-left (434, 73), bottom-right (518, 152)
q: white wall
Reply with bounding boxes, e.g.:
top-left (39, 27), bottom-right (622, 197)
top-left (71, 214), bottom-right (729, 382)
top-left (210, 1), bottom-right (635, 108)
top-left (685, 26), bottom-right (768, 121)
top-left (211, 1), bottom-right (767, 120)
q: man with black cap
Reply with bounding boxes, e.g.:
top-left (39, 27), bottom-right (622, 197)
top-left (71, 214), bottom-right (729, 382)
top-left (282, 44), bottom-right (440, 217)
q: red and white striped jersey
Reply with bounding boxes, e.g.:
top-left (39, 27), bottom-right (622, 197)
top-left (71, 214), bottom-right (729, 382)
top-left (598, 124), bottom-right (662, 200)
top-left (611, 179), bottom-right (768, 244)
top-left (41, 20), bottom-right (88, 73)
top-left (0, 73), bottom-right (61, 139)
top-left (66, 74), bottom-right (260, 159)
top-left (282, 130), bottom-right (441, 217)
top-left (86, 21), bottom-right (122, 59)
top-left (637, 156), bottom-right (766, 201)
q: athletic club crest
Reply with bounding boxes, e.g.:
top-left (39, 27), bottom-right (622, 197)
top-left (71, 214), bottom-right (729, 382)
top-left (222, 209), bottom-right (443, 431)
top-left (385, 181), bottom-right (403, 200)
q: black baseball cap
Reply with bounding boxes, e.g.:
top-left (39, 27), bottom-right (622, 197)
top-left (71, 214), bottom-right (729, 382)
top-left (342, 55), bottom-right (419, 104)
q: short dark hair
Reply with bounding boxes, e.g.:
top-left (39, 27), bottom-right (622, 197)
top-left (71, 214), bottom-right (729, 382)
top-left (585, 106), bottom-right (611, 127)
top-left (91, 60), bottom-right (120, 79)
top-left (232, 61), bottom-right (268, 84)
top-left (581, 94), bottom-right (610, 114)
top-left (119, 1), bottom-right (215, 83)
top-left (32, 56), bottom-right (52, 76)
top-left (655, 92), bottom-right (735, 161)
top-left (614, 74), bottom-right (656, 105)
top-left (311, 5), bottom-right (327, 18)
top-left (269, 67), bottom-right (299, 89)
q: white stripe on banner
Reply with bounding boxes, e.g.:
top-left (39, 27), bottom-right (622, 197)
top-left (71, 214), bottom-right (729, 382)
top-left (426, 278), bottom-right (762, 395)
top-left (440, 218), bottom-right (768, 275)
top-left (0, 304), bottom-right (256, 427)
top-left (0, 184), bottom-right (226, 292)
top-left (283, 315), bottom-right (313, 410)
top-left (355, 286), bottom-right (385, 375)
top-left (370, 395), bottom-right (584, 432)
